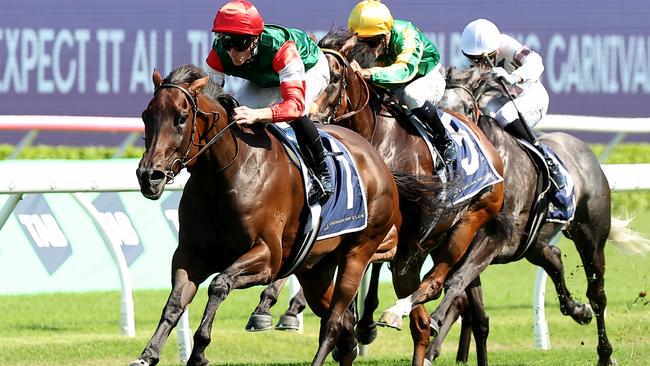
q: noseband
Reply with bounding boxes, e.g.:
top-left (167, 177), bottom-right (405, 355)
top-left (153, 83), bottom-right (238, 181)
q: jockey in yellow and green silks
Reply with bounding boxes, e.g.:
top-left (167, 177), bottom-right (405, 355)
top-left (347, 0), bottom-right (456, 164)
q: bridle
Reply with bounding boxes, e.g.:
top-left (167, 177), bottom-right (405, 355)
top-left (320, 49), bottom-right (371, 123)
top-left (153, 83), bottom-right (239, 182)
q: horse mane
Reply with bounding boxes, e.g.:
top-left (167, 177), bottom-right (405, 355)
top-left (318, 28), bottom-right (354, 49)
top-left (164, 64), bottom-right (237, 116)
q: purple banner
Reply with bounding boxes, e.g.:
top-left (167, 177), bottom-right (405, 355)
top-left (1, 0), bottom-right (649, 117)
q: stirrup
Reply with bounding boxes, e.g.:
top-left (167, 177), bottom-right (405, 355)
top-left (307, 178), bottom-right (331, 205)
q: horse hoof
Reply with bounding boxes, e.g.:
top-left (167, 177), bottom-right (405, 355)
top-left (377, 311), bottom-right (402, 330)
top-left (129, 360), bottom-right (148, 366)
top-left (275, 314), bottom-right (300, 331)
top-left (355, 321), bottom-right (378, 345)
top-left (332, 345), bottom-right (359, 362)
top-left (245, 313), bottom-right (273, 332)
top-left (574, 303), bottom-right (594, 325)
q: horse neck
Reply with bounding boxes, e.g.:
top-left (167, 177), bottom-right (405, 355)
top-left (187, 98), bottom-right (245, 180)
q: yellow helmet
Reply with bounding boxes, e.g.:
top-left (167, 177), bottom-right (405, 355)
top-left (348, 1), bottom-right (394, 37)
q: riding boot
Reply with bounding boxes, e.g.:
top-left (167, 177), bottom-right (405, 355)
top-left (412, 101), bottom-right (457, 165)
top-left (291, 115), bottom-right (335, 202)
top-left (504, 119), bottom-right (566, 189)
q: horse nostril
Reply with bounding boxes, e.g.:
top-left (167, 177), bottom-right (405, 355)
top-left (149, 170), bottom-right (166, 182)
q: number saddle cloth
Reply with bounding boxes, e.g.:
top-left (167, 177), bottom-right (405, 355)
top-left (267, 123), bottom-right (368, 278)
top-left (418, 110), bottom-right (505, 205)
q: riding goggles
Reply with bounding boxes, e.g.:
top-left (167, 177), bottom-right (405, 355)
top-left (463, 50), bottom-right (497, 66)
top-left (357, 35), bottom-right (385, 49)
top-left (217, 33), bottom-right (257, 52)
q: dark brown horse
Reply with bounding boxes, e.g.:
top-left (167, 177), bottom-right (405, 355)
top-left (249, 30), bottom-right (506, 366)
top-left (130, 64), bottom-right (427, 366)
top-left (426, 66), bottom-right (650, 366)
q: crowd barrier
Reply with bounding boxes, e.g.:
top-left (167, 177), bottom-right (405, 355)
top-left (1, 115), bottom-right (649, 360)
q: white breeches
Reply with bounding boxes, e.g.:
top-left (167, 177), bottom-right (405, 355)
top-left (392, 64), bottom-right (446, 109)
top-left (223, 53), bottom-right (330, 117)
top-left (492, 81), bottom-right (549, 128)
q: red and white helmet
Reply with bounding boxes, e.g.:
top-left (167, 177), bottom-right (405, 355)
top-left (212, 0), bottom-right (264, 35)
top-left (460, 19), bottom-right (500, 56)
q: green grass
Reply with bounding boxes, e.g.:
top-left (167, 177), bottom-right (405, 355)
top-left (1, 212), bottom-right (648, 366)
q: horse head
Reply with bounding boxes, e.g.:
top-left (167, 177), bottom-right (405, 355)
top-left (441, 66), bottom-right (509, 124)
top-left (136, 64), bottom-right (235, 200)
top-left (311, 29), bottom-right (372, 136)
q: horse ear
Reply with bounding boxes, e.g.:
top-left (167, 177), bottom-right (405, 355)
top-left (152, 69), bottom-right (163, 89)
top-left (189, 76), bottom-right (210, 96)
top-left (309, 33), bottom-right (318, 42)
top-left (340, 35), bottom-right (357, 55)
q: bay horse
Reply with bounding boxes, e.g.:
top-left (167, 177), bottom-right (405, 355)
top-left (425, 66), bottom-right (650, 366)
top-left (131, 64), bottom-right (433, 366)
top-left (248, 30), bottom-right (507, 366)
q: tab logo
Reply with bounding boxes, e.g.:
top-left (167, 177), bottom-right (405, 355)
top-left (162, 192), bottom-right (181, 240)
top-left (92, 193), bottom-right (143, 266)
top-left (15, 195), bottom-right (71, 274)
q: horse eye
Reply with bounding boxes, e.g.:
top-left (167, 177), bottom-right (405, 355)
top-left (331, 74), bottom-right (341, 83)
top-left (177, 114), bottom-right (188, 125)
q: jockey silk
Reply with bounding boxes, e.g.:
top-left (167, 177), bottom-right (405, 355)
top-left (369, 20), bottom-right (441, 88)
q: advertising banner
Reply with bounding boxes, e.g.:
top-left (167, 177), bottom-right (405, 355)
top-left (1, 0), bottom-right (649, 117)
top-left (0, 162), bottom-right (182, 294)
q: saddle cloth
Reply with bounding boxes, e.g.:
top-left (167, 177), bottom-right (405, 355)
top-left (542, 145), bottom-right (576, 223)
top-left (268, 123), bottom-right (368, 277)
top-left (269, 123), bottom-right (368, 238)
top-left (437, 111), bottom-right (504, 205)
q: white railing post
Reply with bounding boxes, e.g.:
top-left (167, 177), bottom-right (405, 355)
top-left (72, 192), bottom-right (135, 337)
top-left (177, 310), bottom-right (192, 363)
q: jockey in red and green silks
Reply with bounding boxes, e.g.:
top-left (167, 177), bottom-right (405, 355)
top-left (205, 0), bottom-right (333, 201)
top-left (347, 0), bottom-right (456, 164)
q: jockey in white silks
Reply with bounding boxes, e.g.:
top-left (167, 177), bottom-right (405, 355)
top-left (459, 18), bottom-right (565, 188)
top-left (204, 0), bottom-right (333, 201)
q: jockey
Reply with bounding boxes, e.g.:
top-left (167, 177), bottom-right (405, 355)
top-left (205, 0), bottom-right (334, 201)
top-left (346, 0), bottom-right (457, 164)
top-left (459, 18), bottom-right (566, 189)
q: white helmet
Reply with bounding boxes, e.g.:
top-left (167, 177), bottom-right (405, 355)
top-left (460, 19), bottom-right (500, 56)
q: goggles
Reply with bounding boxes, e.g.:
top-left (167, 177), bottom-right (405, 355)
top-left (217, 33), bottom-right (256, 52)
top-left (463, 50), bottom-right (497, 66)
top-left (357, 35), bottom-right (385, 49)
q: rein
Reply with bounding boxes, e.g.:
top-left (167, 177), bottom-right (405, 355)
top-left (154, 83), bottom-right (239, 181)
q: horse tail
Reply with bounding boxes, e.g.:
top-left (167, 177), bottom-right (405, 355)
top-left (607, 216), bottom-right (650, 255)
top-left (391, 171), bottom-right (447, 274)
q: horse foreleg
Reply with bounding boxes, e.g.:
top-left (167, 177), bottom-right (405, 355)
top-left (245, 277), bottom-right (288, 331)
top-left (276, 281), bottom-right (307, 331)
top-left (187, 241), bottom-right (273, 366)
top-left (425, 289), bottom-right (469, 364)
top-left (355, 262), bottom-right (383, 345)
top-left (466, 279), bottom-right (489, 366)
top-left (310, 245), bottom-right (375, 366)
top-left (428, 231), bottom-right (494, 337)
top-left (131, 247), bottom-right (211, 366)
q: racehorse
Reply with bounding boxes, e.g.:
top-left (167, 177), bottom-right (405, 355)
top-left (131, 64), bottom-right (434, 366)
top-left (426, 66), bottom-right (650, 366)
top-left (247, 29), bottom-right (507, 366)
